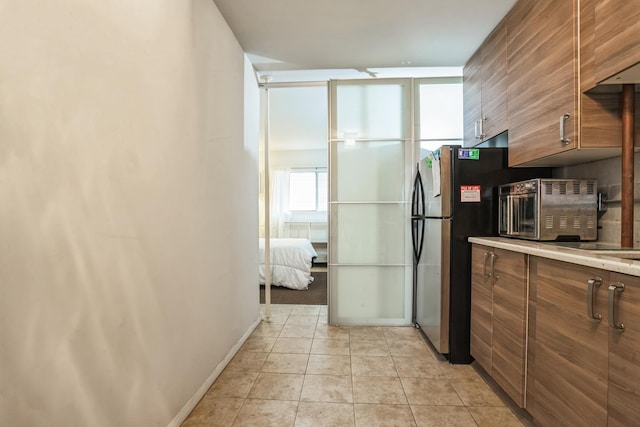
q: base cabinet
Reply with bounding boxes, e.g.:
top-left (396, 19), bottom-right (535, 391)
top-left (607, 273), bottom-right (640, 427)
top-left (528, 258), bottom-right (608, 427)
top-left (470, 244), bottom-right (527, 407)
top-left (528, 258), bottom-right (640, 427)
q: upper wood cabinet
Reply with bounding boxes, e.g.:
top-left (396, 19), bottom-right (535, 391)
top-left (594, 0), bottom-right (640, 84)
top-left (463, 50), bottom-right (483, 147)
top-left (505, 0), bottom-right (622, 166)
top-left (463, 20), bottom-right (507, 147)
top-left (506, 0), bottom-right (578, 166)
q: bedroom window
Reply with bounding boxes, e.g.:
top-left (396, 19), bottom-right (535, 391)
top-left (289, 169), bottom-right (327, 212)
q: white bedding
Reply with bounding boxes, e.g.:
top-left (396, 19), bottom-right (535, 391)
top-left (259, 238), bottom-right (318, 290)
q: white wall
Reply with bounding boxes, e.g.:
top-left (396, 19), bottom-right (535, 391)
top-left (0, 1), bottom-right (259, 426)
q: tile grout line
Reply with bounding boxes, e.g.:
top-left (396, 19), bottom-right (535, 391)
top-left (384, 331), bottom-right (419, 426)
top-left (187, 305), bottom-right (528, 426)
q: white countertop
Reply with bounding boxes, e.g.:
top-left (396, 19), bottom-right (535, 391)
top-left (468, 236), bottom-right (640, 277)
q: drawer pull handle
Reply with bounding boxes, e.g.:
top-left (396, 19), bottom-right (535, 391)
top-left (608, 282), bottom-right (625, 331)
top-left (587, 278), bottom-right (602, 320)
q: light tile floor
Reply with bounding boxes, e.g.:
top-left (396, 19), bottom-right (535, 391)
top-left (182, 304), bottom-right (529, 427)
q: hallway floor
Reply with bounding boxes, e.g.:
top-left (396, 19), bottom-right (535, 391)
top-left (182, 304), bottom-right (528, 426)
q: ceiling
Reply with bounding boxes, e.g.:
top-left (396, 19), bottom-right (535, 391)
top-left (213, 0), bottom-right (518, 78)
top-left (213, 0), bottom-right (518, 151)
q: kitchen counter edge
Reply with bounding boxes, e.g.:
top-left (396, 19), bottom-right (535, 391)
top-left (468, 237), bottom-right (640, 277)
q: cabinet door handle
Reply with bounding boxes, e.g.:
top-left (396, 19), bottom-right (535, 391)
top-left (587, 278), bottom-right (602, 320)
top-left (479, 117), bottom-right (486, 139)
top-left (483, 251), bottom-right (490, 277)
top-left (608, 282), bottom-right (625, 331)
top-left (490, 252), bottom-right (498, 279)
top-left (560, 113), bottom-right (571, 144)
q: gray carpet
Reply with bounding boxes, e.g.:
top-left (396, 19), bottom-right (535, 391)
top-left (259, 271), bottom-right (327, 305)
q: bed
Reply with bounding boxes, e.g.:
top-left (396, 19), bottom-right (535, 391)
top-left (259, 238), bottom-right (318, 290)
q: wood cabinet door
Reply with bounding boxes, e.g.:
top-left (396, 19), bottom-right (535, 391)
top-left (480, 20), bottom-right (507, 141)
top-left (470, 245), bottom-right (493, 372)
top-left (530, 258), bottom-right (608, 427)
top-left (594, 0), bottom-right (640, 83)
top-left (506, 0), bottom-right (577, 166)
top-left (607, 273), bottom-right (640, 427)
top-left (491, 248), bottom-right (527, 407)
top-left (463, 50), bottom-right (482, 148)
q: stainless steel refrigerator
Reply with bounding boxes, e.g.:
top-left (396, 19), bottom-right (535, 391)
top-left (410, 145), bottom-right (550, 363)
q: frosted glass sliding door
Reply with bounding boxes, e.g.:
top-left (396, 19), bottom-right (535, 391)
top-left (328, 79), bottom-right (412, 325)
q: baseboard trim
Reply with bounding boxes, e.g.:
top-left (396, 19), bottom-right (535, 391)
top-left (168, 314), bottom-right (262, 427)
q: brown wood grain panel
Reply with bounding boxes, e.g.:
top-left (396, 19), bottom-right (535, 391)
top-left (481, 19), bottom-right (507, 140)
top-left (526, 257), bottom-right (538, 412)
top-left (582, 93), bottom-right (640, 148)
top-left (471, 245), bottom-right (528, 407)
top-left (579, 0), bottom-right (597, 91)
top-left (463, 49), bottom-right (482, 147)
top-left (533, 342), bottom-right (607, 427)
top-left (529, 258), bottom-right (608, 427)
top-left (580, 92), bottom-right (624, 148)
top-left (594, 0), bottom-right (640, 83)
top-left (491, 248), bottom-right (527, 407)
top-left (507, 0), bottom-right (578, 166)
top-left (608, 273), bottom-right (640, 427)
top-left (470, 245), bottom-right (492, 372)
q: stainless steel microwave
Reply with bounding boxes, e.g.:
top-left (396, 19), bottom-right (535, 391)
top-left (498, 178), bottom-right (598, 241)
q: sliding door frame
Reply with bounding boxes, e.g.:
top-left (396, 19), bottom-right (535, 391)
top-left (259, 80), bottom-right (328, 319)
top-left (327, 78), bottom-right (415, 326)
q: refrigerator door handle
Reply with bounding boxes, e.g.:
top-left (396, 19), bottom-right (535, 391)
top-left (411, 167), bottom-right (426, 260)
top-left (411, 219), bottom-right (424, 261)
top-left (412, 168), bottom-right (425, 217)
top-left (411, 166), bottom-right (427, 326)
